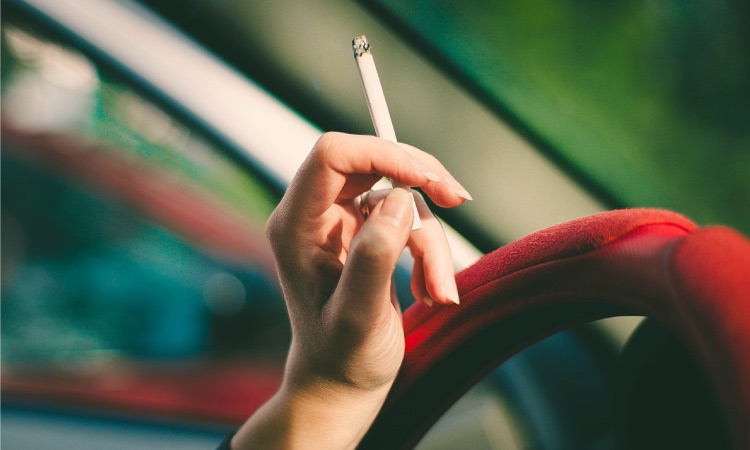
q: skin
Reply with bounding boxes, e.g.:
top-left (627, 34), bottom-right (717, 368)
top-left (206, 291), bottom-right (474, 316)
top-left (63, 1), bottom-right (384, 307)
top-left (231, 133), bottom-right (470, 450)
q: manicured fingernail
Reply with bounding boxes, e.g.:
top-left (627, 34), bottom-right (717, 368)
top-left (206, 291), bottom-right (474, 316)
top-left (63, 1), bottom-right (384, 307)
top-left (443, 281), bottom-right (459, 305)
top-left (378, 188), bottom-right (413, 228)
top-left (453, 187), bottom-right (473, 201)
top-left (411, 159), bottom-right (440, 182)
top-left (423, 295), bottom-right (434, 307)
top-left (443, 281), bottom-right (460, 305)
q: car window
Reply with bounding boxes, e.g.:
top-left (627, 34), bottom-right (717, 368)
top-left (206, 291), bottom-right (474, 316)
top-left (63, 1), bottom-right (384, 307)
top-left (1, 6), bottom-right (638, 449)
top-left (1, 22), bottom-right (289, 417)
top-left (369, 0), bottom-right (750, 236)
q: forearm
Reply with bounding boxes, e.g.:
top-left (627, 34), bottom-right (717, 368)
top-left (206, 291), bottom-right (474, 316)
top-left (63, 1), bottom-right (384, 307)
top-left (230, 381), bottom-right (390, 450)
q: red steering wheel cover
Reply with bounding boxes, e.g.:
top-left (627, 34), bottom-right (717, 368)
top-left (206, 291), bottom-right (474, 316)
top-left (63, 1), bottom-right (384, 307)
top-left (361, 209), bottom-right (750, 449)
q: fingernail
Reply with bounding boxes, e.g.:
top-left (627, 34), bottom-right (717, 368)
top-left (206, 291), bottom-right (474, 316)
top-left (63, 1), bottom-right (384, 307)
top-left (411, 159), bottom-right (440, 182)
top-left (444, 281), bottom-right (460, 305)
top-left (423, 295), bottom-right (434, 307)
top-left (440, 280), bottom-right (459, 305)
top-left (378, 188), bottom-right (413, 228)
top-left (453, 187), bottom-right (473, 201)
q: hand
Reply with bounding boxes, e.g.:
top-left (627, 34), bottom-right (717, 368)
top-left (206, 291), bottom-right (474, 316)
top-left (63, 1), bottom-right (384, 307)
top-left (231, 133), bottom-right (470, 450)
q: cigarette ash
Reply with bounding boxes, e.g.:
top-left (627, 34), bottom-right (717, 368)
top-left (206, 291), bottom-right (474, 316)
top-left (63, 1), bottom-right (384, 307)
top-left (352, 35), bottom-right (371, 57)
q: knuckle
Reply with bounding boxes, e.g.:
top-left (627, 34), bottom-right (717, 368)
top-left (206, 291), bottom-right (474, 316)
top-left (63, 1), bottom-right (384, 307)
top-left (312, 132), bottom-right (342, 161)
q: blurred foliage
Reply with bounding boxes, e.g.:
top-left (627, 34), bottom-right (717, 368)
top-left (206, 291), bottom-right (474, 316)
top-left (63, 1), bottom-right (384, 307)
top-left (376, 0), bottom-right (750, 233)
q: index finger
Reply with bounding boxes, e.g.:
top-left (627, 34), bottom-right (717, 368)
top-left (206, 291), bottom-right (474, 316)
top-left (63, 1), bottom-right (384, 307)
top-left (283, 132), bottom-right (441, 222)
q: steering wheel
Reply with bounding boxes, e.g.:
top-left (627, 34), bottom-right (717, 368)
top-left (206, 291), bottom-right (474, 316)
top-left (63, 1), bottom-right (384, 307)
top-left (360, 209), bottom-right (750, 449)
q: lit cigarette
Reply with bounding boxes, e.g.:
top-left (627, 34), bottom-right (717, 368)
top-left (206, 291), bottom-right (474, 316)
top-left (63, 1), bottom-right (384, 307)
top-left (352, 35), bottom-right (422, 231)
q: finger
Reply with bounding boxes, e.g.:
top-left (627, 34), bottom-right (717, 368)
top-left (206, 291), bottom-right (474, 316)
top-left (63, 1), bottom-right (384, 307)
top-left (410, 255), bottom-right (434, 307)
top-left (360, 188), bottom-right (391, 211)
top-left (362, 189), bottom-right (454, 306)
top-left (408, 192), bottom-right (460, 305)
top-left (397, 142), bottom-right (472, 206)
top-left (332, 188), bottom-right (413, 320)
top-left (284, 133), bottom-right (437, 223)
top-left (390, 275), bottom-right (402, 317)
top-left (347, 188), bottom-right (391, 236)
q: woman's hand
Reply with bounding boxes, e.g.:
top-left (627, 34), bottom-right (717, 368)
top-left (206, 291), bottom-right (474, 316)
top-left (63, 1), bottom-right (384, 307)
top-left (231, 133), bottom-right (470, 450)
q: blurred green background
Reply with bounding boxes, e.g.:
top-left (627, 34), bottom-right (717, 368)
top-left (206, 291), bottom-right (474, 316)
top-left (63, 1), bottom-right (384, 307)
top-left (372, 0), bottom-right (750, 233)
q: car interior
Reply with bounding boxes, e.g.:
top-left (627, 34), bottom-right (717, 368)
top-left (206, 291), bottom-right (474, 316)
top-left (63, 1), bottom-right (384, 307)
top-left (2, 0), bottom-right (749, 449)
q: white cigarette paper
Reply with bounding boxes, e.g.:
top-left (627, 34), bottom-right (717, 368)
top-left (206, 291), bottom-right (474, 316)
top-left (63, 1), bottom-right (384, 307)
top-left (352, 35), bottom-right (422, 231)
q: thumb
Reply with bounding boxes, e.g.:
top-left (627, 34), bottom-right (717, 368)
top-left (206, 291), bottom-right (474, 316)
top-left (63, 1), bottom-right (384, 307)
top-left (333, 188), bottom-right (413, 317)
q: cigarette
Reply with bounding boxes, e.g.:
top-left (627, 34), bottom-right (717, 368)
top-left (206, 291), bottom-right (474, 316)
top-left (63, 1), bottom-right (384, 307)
top-left (352, 35), bottom-right (422, 231)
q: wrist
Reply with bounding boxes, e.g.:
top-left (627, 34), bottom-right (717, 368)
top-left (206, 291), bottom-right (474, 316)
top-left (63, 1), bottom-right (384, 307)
top-left (231, 376), bottom-right (391, 450)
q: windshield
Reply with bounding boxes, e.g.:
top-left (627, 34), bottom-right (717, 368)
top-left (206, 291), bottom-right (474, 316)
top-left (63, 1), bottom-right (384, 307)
top-left (368, 0), bottom-right (750, 235)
